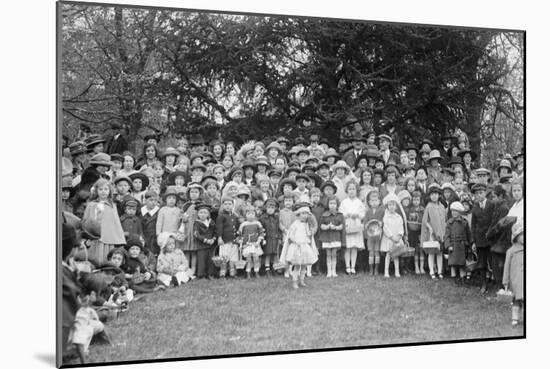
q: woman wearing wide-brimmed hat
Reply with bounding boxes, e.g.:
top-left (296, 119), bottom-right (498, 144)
top-left (331, 160), bottom-right (357, 203)
top-left (457, 148), bottom-right (478, 176)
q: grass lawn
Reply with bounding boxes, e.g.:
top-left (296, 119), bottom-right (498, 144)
top-left (71, 272), bottom-right (523, 365)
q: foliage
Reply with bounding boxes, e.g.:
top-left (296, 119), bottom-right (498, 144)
top-left (61, 4), bottom-right (524, 158)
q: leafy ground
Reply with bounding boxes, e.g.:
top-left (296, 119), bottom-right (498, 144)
top-left (68, 272), bottom-right (523, 366)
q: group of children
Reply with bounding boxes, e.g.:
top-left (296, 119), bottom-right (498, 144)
top-left (61, 129), bottom-right (525, 362)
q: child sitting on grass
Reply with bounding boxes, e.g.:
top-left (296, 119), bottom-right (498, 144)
top-left (156, 232), bottom-right (193, 287)
top-left (503, 222), bottom-right (524, 326)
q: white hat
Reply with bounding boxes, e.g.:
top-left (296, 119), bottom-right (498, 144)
top-left (441, 182), bottom-right (456, 192)
top-left (397, 190), bottom-right (411, 203)
top-left (294, 206), bottom-right (312, 215)
top-left (383, 193), bottom-right (400, 206)
top-left (157, 232), bottom-right (176, 250)
top-left (332, 160), bottom-right (351, 174)
top-left (450, 201), bottom-right (465, 212)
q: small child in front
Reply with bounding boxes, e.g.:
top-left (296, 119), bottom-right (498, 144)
top-left (280, 205), bottom-right (318, 289)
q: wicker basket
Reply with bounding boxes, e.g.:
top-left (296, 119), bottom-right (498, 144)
top-left (365, 220), bottom-right (382, 238)
top-left (211, 245), bottom-right (229, 268)
top-left (496, 289), bottom-right (513, 303)
top-left (235, 242), bottom-right (247, 270)
top-left (465, 251), bottom-right (478, 272)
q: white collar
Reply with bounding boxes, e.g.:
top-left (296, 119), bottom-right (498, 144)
top-left (142, 206), bottom-right (159, 216)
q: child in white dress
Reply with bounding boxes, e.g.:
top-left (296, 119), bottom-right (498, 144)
top-left (339, 180), bottom-right (366, 274)
top-left (380, 193), bottom-right (405, 278)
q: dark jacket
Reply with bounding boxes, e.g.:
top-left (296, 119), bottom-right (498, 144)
top-left (193, 220), bottom-right (217, 251)
top-left (141, 207), bottom-right (159, 255)
top-left (106, 134), bottom-right (128, 155)
top-left (120, 214), bottom-right (144, 240)
top-left (486, 198), bottom-right (512, 254)
top-left (471, 199), bottom-right (495, 249)
top-left (216, 210), bottom-right (239, 244)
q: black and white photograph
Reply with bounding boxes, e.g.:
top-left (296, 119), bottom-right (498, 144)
top-left (57, 0), bottom-right (525, 366)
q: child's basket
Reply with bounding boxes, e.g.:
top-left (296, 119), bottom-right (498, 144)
top-left (211, 244), bottom-right (228, 268)
top-left (407, 221), bottom-right (421, 232)
top-left (273, 239), bottom-right (286, 271)
top-left (365, 219), bottom-right (382, 238)
top-left (235, 241), bottom-right (247, 270)
top-left (496, 288), bottom-right (514, 303)
top-left (465, 251), bottom-right (478, 273)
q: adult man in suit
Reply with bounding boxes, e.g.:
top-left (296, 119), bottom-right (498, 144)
top-left (106, 122), bottom-right (128, 155)
top-left (471, 183), bottom-right (496, 293)
top-left (378, 134), bottom-right (392, 165)
top-left (342, 133), bottom-right (366, 169)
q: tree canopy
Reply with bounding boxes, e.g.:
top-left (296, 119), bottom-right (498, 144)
top-left (61, 4), bottom-right (524, 163)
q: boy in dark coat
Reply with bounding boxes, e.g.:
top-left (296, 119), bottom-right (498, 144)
top-left (471, 183), bottom-right (496, 293)
top-left (216, 196), bottom-right (240, 278)
top-left (193, 203), bottom-right (217, 279)
top-left (120, 197), bottom-right (144, 241)
top-left (141, 191), bottom-right (160, 256)
top-left (259, 198), bottom-right (280, 276)
top-left (444, 201), bottom-right (472, 283)
top-left (310, 188), bottom-right (325, 275)
top-left (486, 185), bottom-right (512, 288)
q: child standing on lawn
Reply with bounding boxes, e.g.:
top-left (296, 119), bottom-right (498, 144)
top-left (380, 193), bottom-right (405, 278)
top-left (444, 201), bottom-right (472, 283)
top-left (280, 205), bottom-right (319, 288)
top-left (421, 184), bottom-right (447, 279)
top-left (406, 190), bottom-right (425, 274)
top-left (503, 222), bottom-right (524, 326)
top-left (339, 180), bottom-right (365, 274)
top-left (156, 186), bottom-right (181, 235)
top-left (319, 195), bottom-right (345, 277)
top-left (239, 205), bottom-right (265, 278)
top-left (259, 198), bottom-right (280, 276)
top-left (279, 193), bottom-right (297, 278)
top-left (193, 203), bottom-right (217, 279)
top-left (216, 196), bottom-right (240, 278)
top-left (364, 190), bottom-right (384, 275)
top-left (82, 178), bottom-right (126, 263)
top-left (310, 188), bottom-right (325, 275)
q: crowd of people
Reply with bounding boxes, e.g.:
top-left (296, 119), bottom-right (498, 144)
top-left (61, 122), bottom-right (524, 363)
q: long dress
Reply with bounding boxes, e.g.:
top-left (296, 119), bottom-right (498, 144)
top-left (83, 200), bottom-right (126, 263)
top-left (380, 211), bottom-right (405, 253)
top-left (339, 196), bottom-right (366, 249)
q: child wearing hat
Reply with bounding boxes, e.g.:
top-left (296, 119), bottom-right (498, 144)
top-left (260, 198), bottom-right (280, 276)
top-left (193, 203), bottom-right (217, 279)
top-left (444, 201), bottom-right (473, 283)
top-left (363, 191), bottom-right (385, 275)
top-left (426, 150), bottom-right (443, 185)
top-left (216, 196), bottom-right (240, 278)
top-left (280, 205), bottom-right (319, 288)
top-left (178, 183), bottom-right (205, 276)
top-left (319, 195), bottom-right (346, 277)
top-left (238, 205), bottom-right (265, 278)
top-left (156, 186), bottom-right (182, 235)
top-left (293, 173), bottom-right (311, 203)
top-left (279, 193), bottom-right (297, 278)
top-left (503, 222), bottom-right (524, 326)
top-left (123, 237), bottom-right (163, 294)
top-left (82, 178), bottom-right (126, 264)
top-left (141, 190), bottom-right (160, 256)
top-left (380, 193), bottom-right (406, 278)
top-left (471, 183), bottom-right (496, 293)
top-left (420, 184), bottom-right (447, 279)
top-left (156, 232), bottom-right (193, 286)
top-left (120, 196), bottom-right (144, 241)
top-left (201, 178), bottom-right (221, 219)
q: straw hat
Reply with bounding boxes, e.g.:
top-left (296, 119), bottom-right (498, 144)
top-left (382, 193), bottom-right (400, 206)
top-left (89, 153), bottom-right (113, 166)
top-left (332, 160), bottom-right (351, 174)
top-left (162, 147), bottom-right (180, 158)
top-left (450, 201), bottom-right (465, 212)
top-left (428, 150), bottom-right (443, 162)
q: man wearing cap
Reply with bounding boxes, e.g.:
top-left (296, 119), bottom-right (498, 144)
top-left (342, 133), bottom-right (366, 169)
top-left (106, 122), bottom-right (128, 155)
top-left (471, 183), bottom-right (496, 293)
top-left (378, 134), bottom-right (392, 164)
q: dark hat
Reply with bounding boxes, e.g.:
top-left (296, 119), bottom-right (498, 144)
top-left (420, 138), bottom-right (434, 147)
top-left (320, 180), bottom-right (337, 193)
top-left (405, 143), bottom-right (418, 153)
top-left (427, 183), bottom-right (442, 195)
top-left (471, 183), bottom-right (487, 193)
top-left (114, 175), bottom-right (132, 186)
top-left (202, 151), bottom-right (215, 160)
top-left (385, 164), bottom-right (400, 176)
top-left (285, 166), bottom-right (301, 176)
top-left (189, 134), bottom-right (205, 145)
top-left (110, 153), bottom-right (124, 163)
top-left (186, 182), bottom-right (204, 196)
top-left (316, 161), bottom-right (330, 171)
top-left (125, 236), bottom-right (144, 251)
top-left (319, 137), bottom-right (330, 145)
top-left (190, 163), bottom-right (207, 172)
top-left (123, 196), bottom-right (138, 208)
top-left (365, 145), bottom-right (380, 159)
top-left (449, 156), bottom-right (464, 167)
top-left (287, 160), bottom-right (301, 168)
top-left (499, 173), bottom-right (513, 183)
top-left (497, 159), bottom-right (513, 171)
top-left (276, 136), bottom-right (290, 144)
top-left (143, 132), bottom-right (159, 142)
top-left (373, 168), bottom-right (385, 177)
top-left (264, 198), bottom-right (278, 207)
top-left (106, 247), bottom-right (129, 263)
top-left (62, 221), bottom-right (81, 259)
top-left (301, 164), bottom-right (316, 173)
top-left (195, 202), bottom-right (212, 212)
top-left (441, 167), bottom-right (455, 176)
top-left (294, 136), bottom-right (306, 145)
top-left (144, 190), bottom-right (158, 199)
top-left (297, 147), bottom-right (310, 156)
top-left (86, 135), bottom-right (106, 148)
top-left (513, 149), bottom-right (524, 160)
top-left (363, 131), bottom-right (376, 140)
top-left (279, 178), bottom-right (297, 190)
top-left (129, 172), bottom-right (150, 189)
top-left (110, 122), bottom-right (122, 130)
top-left (201, 176), bottom-right (219, 189)
top-left (241, 159), bottom-right (257, 171)
top-left (295, 173), bottom-right (310, 182)
top-left (202, 157), bottom-right (216, 166)
top-left (267, 169), bottom-right (283, 178)
top-left (457, 149), bottom-right (477, 161)
top-left (167, 170), bottom-right (189, 186)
